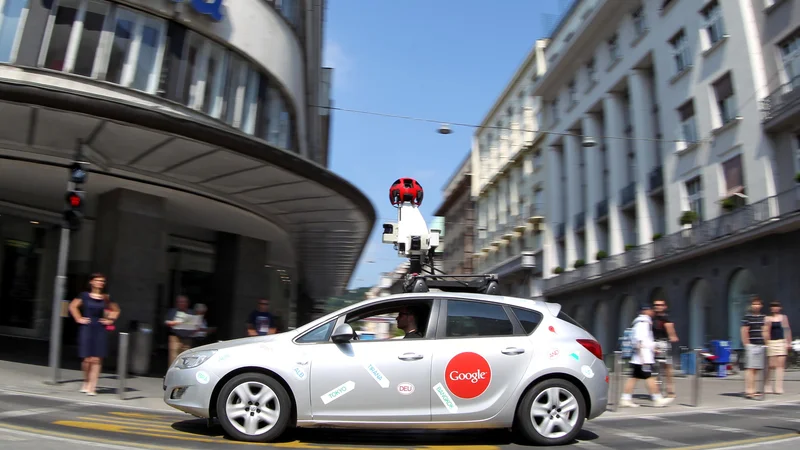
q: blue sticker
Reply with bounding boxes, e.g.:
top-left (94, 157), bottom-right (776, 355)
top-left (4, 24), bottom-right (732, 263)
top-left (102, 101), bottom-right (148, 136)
top-left (570, 352), bottom-right (579, 361)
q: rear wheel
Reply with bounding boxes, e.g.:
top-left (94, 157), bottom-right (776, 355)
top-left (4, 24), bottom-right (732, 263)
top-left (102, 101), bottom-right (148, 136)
top-left (216, 373), bottom-right (291, 442)
top-left (515, 378), bottom-right (586, 446)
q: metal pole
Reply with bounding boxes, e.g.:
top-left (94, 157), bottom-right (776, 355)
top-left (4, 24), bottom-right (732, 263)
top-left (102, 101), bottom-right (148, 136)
top-left (692, 348), bottom-right (702, 407)
top-left (759, 344), bottom-right (767, 401)
top-left (46, 189), bottom-right (73, 385)
top-left (118, 332), bottom-right (129, 400)
top-left (611, 351), bottom-right (622, 412)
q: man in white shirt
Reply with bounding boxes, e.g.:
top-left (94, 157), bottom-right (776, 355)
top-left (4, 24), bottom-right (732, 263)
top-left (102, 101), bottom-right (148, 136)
top-left (619, 304), bottom-right (673, 408)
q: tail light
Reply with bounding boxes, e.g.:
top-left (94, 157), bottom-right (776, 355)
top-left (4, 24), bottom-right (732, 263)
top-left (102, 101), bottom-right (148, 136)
top-left (577, 339), bottom-right (602, 360)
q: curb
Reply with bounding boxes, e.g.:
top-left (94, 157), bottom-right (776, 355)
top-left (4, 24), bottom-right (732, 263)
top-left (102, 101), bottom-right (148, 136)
top-left (0, 387), bottom-right (183, 415)
top-left (594, 396), bottom-right (800, 421)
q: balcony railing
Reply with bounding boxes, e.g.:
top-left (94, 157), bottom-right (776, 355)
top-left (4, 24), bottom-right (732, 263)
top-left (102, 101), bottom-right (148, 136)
top-left (574, 211), bottom-right (585, 230)
top-left (761, 75), bottom-right (800, 124)
top-left (596, 198), bottom-right (609, 219)
top-left (620, 181), bottom-right (636, 206)
top-left (556, 223), bottom-right (565, 239)
top-left (649, 166), bottom-right (663, 192)
top-left (544, 185), bottom-right (800, 293)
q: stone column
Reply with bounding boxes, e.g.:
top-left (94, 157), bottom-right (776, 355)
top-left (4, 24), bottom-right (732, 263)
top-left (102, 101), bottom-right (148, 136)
top-left (602, 93), bottom-right (627, 255)
top-left (582, 114), bottom-right (603, 262)
top-left (544, 144), bottom-right (563, 274)
top-left (629, 69), bottom-right (657, 244)
top-left (564, 134), bottom-right (582, 267)
top-left (212, 233), bottom-right (270, 339)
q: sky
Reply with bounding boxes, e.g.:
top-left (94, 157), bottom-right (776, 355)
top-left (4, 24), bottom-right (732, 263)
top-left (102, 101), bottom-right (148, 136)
top-left (323, 0), bottom-right (568, 290)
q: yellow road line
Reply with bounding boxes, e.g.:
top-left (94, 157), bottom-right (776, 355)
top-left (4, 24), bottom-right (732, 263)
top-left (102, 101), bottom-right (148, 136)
top-left (672, 433), bottom-right (800, 450)
top-left (51, 417), bottom-right (501, 450)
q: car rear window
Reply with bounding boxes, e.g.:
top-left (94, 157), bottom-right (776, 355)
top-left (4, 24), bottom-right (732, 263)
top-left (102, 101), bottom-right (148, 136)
top-left (557, 311), bottom-right (586, 330)
top-left (510, 307), bottom-right (544, 335)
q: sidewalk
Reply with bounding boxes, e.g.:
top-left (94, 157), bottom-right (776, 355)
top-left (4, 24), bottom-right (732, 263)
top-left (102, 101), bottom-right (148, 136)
top-left (603, 368), bottom-right (800, 419)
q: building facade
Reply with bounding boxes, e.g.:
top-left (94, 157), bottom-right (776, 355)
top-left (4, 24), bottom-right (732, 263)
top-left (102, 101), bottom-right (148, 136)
top-left (529, 0), bottom-right (800, 354)
top-left (0, 0), bottom-right (374, 363)
top-left (433, 153), bottom-right (475, 276)
top-left (470, 39), bottom-right (548, 298)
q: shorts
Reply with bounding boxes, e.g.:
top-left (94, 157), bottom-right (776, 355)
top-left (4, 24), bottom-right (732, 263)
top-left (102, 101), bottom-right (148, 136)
top-left (767, 339), bottom-right (788, 357)
top-left (744, 344), bottom-right (765, 369)
top-left (655, 340), bottom-right (673, 365)
top-left (630, 363), bottom-right (652, 380)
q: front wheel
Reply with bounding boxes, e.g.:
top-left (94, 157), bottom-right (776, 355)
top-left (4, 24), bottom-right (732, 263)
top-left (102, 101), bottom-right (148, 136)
top-left (216, 373), bottom-right (292, 442)
top-left (514, 378), bottom-right (586, 446)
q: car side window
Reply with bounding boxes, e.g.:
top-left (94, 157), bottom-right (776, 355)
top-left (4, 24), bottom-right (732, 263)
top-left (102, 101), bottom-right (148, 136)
top-left (445, 300), bottom-right (514, 337)
top-left (296, 319), bottom-right (335, 343)
top-left (511, 307), bottom-right (544, 335)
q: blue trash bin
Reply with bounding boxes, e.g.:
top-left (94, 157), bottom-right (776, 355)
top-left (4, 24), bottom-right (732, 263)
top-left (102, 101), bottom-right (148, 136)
top-left (711, 340), bottom-right (731, 364)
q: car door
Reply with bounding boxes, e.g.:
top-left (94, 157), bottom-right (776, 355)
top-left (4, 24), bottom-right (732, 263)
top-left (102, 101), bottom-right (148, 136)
top-left (305, 298), bottom-right (438, 423)
top-left (428, 298), bottom-right (533, 422)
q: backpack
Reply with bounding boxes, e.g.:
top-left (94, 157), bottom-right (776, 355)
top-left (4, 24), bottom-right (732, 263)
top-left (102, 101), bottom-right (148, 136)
top-left (620, 327), bottom-right (635, 359)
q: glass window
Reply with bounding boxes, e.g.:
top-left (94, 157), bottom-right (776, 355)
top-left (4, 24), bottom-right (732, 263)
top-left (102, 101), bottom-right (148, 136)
top-left (445, 300), bottom-right (514, 338)
top-left (179, 32), bottom-right (201, 105)
top-left (72, 0), bottom-right (108, 77)
top-left (670, 29), bottom-right (691, 73)
top-left (0, 0), bottom-right (28, 63)
top-left (296, 319), bottom-right (335, 343)
top-left (220, 54), bottom-right (246, 126)
top-left (701, 0), bottom-right (724, 47)
top-left (195, 40), bottom-right (226, 116)
top-left (677, 100), bottom-right (697, 144)
top-left (105, 7), bottom-right (134, 85)
top-left (43, 0), bottom-right (80, 71)
top-left (686, 176), bottom-right (704, 220)
top-left (241, 68), bottom-right (261, 135)
top-left (511, 307), bottom-right (543, 334)
top-left (557, 310), bottom-right (585, 330)
top-left (131, 16), bottom-right (165, 93)
top-left (713, 72), bottom-right (736, 125)
top-left (105, 7), bottom-right (165, 93)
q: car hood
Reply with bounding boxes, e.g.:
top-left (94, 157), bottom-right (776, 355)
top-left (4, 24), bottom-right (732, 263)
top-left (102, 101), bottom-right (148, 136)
top-left (190, 331), bottom-right (298, 352)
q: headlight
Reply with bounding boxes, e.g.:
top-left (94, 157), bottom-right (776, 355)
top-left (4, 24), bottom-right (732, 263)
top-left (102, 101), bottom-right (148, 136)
top-left (176, 350), bottom-right (217, 369)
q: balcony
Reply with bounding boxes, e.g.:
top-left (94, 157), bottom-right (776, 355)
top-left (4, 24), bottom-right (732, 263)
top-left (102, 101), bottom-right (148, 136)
top-left (761, 75), bottom-right (800, 132)
top-left (525, 203), bottom-right (545, 224)
top-left (574, 211), bottom-right (585, 230)
top-left (620, 182), bottom-right (636, 207)
top-left (544, 185), bottom-right (800, 294)
top-left (649, 166), bottom-right (663, 193)
top-left (596, 198), bottom-right (609, 219)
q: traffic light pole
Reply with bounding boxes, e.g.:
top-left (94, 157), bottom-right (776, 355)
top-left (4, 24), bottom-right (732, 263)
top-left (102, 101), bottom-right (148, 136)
top-left (47, 181), bottom-right (73, 384)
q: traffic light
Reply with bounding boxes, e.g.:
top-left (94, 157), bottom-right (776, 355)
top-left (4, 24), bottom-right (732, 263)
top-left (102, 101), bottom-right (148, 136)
top-left (63, 162), bottom-right (87, 231)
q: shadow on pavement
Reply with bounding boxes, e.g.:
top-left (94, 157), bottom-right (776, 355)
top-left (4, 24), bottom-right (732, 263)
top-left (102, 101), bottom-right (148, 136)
top-left (171, 419), bottom-right (601, 446)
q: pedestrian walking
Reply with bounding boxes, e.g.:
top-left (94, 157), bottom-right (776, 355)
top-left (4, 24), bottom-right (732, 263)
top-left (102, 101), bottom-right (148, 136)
top-left (619, 304), bottom-right (673, 408)
top-left (165, 295), bottom-right (198, 365)
top-left (191, 303), bottom-right (215, 345)
top-left (763, 301), bottom-right (791, 394)
top-left (741, 296), bottom-right (766, 399)
top-left (68, 273), bottom-right (119, 396)
top-left (652, 298), bottom-right (679, 398)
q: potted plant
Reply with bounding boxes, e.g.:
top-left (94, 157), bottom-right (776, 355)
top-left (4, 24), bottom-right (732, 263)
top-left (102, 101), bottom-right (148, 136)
top-left (553, 266), bottom-right (564, 274)
top-left (574, 259), bottom-right (585, 269)
top-left (721, 197), bottom-right (736, 211)
top-left (679, 210), bottom-right (697, 227)
top-left (596, 250), bottom-right (607, 260)
top-left (624, 244), bottom-right (634, 251)
top-left (795, 172), bottom-right (800, 183)
top-left (652, 233), bottom-right (663, 240)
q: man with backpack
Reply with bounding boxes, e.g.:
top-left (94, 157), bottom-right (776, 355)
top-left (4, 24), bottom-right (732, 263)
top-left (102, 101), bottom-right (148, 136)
top-left (619, 304), bottom-right (674, 408)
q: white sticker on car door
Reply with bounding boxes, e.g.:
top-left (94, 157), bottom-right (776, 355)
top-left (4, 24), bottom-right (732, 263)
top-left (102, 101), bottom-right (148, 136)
top-left (321, 381), bottom-right (355, 405)
top-left (364, 362), bottom-right (390, 388)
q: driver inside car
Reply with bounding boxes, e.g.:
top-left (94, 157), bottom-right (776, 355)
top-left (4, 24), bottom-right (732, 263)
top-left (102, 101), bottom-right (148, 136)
top-left (396, 306), bottom-right (423, 339)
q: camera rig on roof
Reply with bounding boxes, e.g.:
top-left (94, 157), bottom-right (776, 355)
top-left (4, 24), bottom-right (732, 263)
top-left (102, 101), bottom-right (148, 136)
top-left (382, 177), bottom-right (501, 296)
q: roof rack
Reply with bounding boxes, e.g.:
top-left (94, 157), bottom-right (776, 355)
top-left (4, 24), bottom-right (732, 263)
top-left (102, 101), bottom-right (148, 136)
top-left (402, 273), bottom-right (500, 295)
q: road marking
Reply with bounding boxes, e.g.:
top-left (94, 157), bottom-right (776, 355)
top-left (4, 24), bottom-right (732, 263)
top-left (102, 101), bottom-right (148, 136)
top-left (671, 433), bottom-right (800, 449)
top-left (0, 407), bottom-right (60, 418)
top-left (599, 425), bottom-right (687, 447)
top-left (640, 415), bottom-right (768, 437)
top-left (0, 423), bottom-right (185, 450)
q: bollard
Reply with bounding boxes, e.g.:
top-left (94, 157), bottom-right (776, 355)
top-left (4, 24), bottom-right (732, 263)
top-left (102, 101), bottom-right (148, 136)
top-left (691, 348), bottom-right (702, 407)
top-left (118, 332), bottom-right (129, 400)
top-left (611, 351), bottom-right (622, 412)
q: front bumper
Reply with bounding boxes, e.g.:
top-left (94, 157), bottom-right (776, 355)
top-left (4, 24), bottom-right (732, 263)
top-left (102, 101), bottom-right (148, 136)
top-left (163, 366), bottom-right (219, 418)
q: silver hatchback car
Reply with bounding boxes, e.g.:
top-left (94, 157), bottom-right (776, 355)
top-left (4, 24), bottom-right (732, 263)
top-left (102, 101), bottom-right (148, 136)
top-left (163, 292), bottom-right (608, 446)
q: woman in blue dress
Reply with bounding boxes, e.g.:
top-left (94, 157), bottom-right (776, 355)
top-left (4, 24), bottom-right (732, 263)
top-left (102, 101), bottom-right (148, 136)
top-left (68, 273), bottom-right (120, 395)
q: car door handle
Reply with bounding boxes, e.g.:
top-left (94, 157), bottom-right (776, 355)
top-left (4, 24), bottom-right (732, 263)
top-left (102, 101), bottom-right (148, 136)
top-left (398, 353), bottom-right (423, 361)
top-left (501, 347), bottom-right (525, 355)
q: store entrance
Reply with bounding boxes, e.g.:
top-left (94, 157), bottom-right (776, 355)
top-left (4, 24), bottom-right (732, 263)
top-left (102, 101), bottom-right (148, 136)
top-left (0, 215), bottom-right (47, 330)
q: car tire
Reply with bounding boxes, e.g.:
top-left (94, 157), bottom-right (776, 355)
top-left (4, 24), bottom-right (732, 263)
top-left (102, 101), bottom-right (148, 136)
top-left (514, 378), bottom-right (586, 446)
top-left (216, 372), bottom-right (292, 443)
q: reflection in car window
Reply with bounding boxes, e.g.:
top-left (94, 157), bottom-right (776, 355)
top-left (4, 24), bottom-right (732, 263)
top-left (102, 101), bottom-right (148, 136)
top-left (446, 300), bottom-right (514, 337)
top-left (296, 320), bottom-right (335, 343)
top-left (511, 307), bottom-right (544, 334)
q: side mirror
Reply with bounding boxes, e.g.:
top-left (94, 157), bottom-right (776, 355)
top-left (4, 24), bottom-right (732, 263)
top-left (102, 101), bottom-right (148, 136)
top-left (331, 324), bottom-right (355, 343)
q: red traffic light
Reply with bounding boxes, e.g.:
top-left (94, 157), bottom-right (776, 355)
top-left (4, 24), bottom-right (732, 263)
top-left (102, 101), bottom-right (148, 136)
top-left (65, 191), bottom-right (84, 208)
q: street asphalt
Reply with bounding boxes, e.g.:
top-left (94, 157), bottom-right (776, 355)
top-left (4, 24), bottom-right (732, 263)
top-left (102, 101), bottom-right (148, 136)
top-left (0, 389), bottom-right (798, 449)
